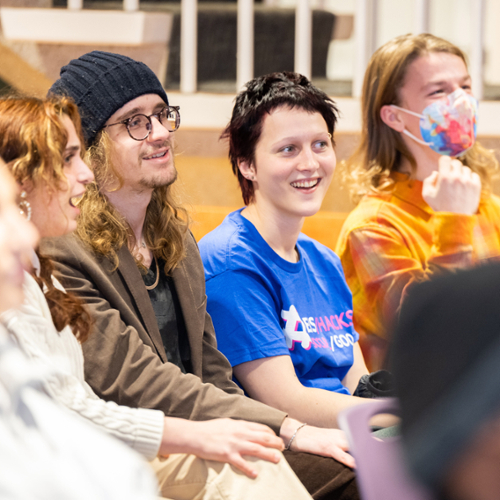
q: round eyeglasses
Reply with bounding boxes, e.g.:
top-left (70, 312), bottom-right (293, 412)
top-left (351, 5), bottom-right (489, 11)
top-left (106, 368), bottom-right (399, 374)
top-left (104, 106), bottom-right (181, 141)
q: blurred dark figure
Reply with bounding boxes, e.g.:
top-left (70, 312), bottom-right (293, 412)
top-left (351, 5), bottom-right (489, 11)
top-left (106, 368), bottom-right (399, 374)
top-left (391, 262), bottom-right (500, 500)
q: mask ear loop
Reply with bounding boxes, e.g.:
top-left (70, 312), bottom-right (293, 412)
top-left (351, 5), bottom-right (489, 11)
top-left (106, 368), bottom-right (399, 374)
top-left (389, 105), bottom-right (432, 146)
top-left (402, 129), bottom-right (432, 146)
top-left (390, 104), bottom-right (423, 119)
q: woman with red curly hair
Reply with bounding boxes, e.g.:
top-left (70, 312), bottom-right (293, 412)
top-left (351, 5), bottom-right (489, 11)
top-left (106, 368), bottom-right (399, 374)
top-left (0, 95), bottom-right (95, 340)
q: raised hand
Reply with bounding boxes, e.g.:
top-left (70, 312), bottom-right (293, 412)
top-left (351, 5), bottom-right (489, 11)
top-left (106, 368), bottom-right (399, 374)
top-left (422, 156), bottom-right (481, 215)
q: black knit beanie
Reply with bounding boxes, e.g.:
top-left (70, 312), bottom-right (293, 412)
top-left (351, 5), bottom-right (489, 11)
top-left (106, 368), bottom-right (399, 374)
top-left (49, 51), bottom-right (169, 146)
top-left (391, 262), bottom-right (500, 495)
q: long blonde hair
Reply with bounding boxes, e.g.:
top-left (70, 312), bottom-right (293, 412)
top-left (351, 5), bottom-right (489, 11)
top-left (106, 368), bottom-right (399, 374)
top-left (75, 131), bottom-right (189, 273)
top-left (343, 33), bottom-right (498, 203)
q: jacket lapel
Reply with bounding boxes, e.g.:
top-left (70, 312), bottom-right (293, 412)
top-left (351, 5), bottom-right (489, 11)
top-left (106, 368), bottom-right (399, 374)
top-left (171, 258), bottom-right (203, 375)
top-left (115, 246), bottom-right (167, 362)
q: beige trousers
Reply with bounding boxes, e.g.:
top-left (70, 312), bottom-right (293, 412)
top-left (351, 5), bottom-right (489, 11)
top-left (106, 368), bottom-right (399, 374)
top-left (150, 453), bottom-right (312, 500)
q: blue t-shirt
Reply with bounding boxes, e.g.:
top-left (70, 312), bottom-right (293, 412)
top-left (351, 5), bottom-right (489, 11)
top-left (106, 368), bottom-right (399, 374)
top-left (199, 209), bottom-right (359, 395)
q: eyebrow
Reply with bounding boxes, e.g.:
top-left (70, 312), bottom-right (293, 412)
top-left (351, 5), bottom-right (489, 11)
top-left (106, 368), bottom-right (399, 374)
top-left (275, 131), bottom-right (331, 142)
top-left (423, 75), bottom-right (471, 89)
top-left (64, 145), bottom-right (80, 154)
top-left (114, 102), bottom-right (166, 123)
top-left (113, 107), bottom-right (140, 123)
top-left (271, 133), bottom-right (330, 150)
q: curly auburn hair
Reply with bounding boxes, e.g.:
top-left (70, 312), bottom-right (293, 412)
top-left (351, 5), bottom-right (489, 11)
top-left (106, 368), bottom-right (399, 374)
top-left (342, 33), bottom-right (498, 203)
top-left (76, 130), bottom-right (189, 274)
top-left (0, 95), bottom-right (92, 343)
top-left (222, 71), bottom-right (339, 205)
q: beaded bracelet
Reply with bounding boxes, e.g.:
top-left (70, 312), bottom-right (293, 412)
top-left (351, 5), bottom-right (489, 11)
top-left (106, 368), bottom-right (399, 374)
top-left (285, 422), bottom-right (307, 451)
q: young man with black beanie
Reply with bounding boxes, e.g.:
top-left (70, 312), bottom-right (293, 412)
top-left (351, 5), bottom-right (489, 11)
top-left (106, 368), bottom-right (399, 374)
top-left (392, 261), bottom-right (500, 500)
top-left (42, 51), bottom-right (360, 499)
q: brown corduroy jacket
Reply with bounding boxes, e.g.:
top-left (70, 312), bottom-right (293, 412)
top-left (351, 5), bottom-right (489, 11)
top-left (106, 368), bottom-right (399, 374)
top-left (40, 233), bottom-right (286, 434)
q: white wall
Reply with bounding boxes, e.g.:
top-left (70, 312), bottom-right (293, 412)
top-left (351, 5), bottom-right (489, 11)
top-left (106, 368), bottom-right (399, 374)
top-left (484, 0), bottom-right (500, 85)
top-left (274, 0), bottom-right (500, 87)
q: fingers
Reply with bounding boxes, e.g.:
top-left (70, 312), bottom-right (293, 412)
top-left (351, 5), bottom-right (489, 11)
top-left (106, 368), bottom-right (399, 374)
top-left (200, 419), bottom-right (283, 466)
top-left (330, 448), bottom-right (356, 469)
top-left (423, 158), bottom-right (482, 215)
top-left (327, 434), bottom-right (356, 468)
top-left (422, 171), bottom-right (439, 194)
top-left (427, 171), bottom-right (439, 186)
top-left (471, 171), bottom-right (481, 190)
top-left (251, 430), bottom-right (284, 451)
top-left (243, 421), bottom-right (281, 437)
top-left (238, 442), bottom-right (282, 464)
top-left (450, 160), bottom-right (470, 179)
top-left (226, 420), bottom-right (284, 451)
top-left (223, 444), bottom-right (283, 479)
top-left (438, 157), bottom-right (469, 181)
top-left (228, 454), bottom-right (259, 479)
top-left (333, 433), bottom-right (350, 451)
top-left (438, 155), bottom-right (452, 175)
top-left (461, 163), bottom-right (472, 181)
top-left (440, 157), bottom-right (473, 180)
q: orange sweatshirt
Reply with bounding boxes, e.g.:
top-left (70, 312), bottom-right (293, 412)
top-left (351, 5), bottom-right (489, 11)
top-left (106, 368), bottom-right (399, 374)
top-left (335, 173), bottom-right (500, 368)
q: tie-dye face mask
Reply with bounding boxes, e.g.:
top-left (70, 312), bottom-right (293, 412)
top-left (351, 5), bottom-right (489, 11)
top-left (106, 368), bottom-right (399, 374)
top-left (391, 88), bottom-right (478, 157)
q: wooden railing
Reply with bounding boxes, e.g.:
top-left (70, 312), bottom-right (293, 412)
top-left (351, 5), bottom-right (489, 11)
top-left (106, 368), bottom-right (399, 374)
top-left (65, 0), bottom-right (486, 98)
top-left (352, 0), bottom-right (485, 99)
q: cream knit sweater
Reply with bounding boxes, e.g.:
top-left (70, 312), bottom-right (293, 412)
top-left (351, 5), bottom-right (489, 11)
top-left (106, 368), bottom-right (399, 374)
top-left (1, 268), bottom-right (164, 460)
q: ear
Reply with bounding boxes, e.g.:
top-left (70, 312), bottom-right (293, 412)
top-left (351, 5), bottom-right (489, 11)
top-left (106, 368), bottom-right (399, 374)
top-left (19, 179), bottom-right (35, 195)
top-left (380, 105), bottom-right (406, 133)
top-left (238, 159), bottom-right (256, 181)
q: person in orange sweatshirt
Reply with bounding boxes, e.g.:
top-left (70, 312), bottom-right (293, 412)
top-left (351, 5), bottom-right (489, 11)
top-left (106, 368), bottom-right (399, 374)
top-left (336, 33), bottom-right (500, 370)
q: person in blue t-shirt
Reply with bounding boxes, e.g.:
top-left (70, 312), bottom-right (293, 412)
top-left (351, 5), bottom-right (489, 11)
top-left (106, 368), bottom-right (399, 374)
top-left (199, 72), bottom-right (373, 430)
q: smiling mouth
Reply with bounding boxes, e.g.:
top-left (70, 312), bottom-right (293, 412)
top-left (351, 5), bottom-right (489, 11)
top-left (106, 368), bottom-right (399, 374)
top-left (290, 178), bottom-right (320, 189)
top-left (144, 150), bottom-right (168, 160)
top-left (69, 195), bottom-right (83, 208)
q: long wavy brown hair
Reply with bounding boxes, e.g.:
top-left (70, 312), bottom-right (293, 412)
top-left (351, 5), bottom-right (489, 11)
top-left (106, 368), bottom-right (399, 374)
top-left (76, 130), bottom-right (189, 273)
top-left (342, 33), bottom-right (498, 203)
top-left (0, 95), bottom-right (92, 342)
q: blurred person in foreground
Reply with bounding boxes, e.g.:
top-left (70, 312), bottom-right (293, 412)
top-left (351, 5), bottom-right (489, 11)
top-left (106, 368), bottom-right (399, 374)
top-left (336, 33), bottom-right (500, 370)
top-left (0, 95), bottom-right (312, 500)
top-left (0, 161), bottom-right (159, 500)
top-left (392, 262), bottom-right (500, 500)
top-left (42, 51), bottom-right (360, 499)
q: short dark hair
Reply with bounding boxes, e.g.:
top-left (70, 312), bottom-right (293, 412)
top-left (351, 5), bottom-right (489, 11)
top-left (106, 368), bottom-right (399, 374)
top-left (222, 72), bottom-right (339, 204)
